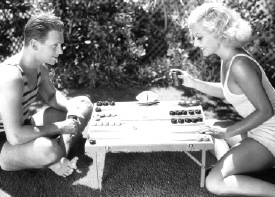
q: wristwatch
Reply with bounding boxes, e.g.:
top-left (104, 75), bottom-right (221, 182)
top-left (67, 115), bottom-right (78, 121)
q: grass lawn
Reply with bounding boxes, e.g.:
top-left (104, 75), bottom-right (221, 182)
top-left (0, 86), bottom-right (274, 197)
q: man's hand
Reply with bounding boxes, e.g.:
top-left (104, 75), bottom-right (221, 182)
top-left (67, 112), bottom-right (85, 131)
top-left (58, 119), bottom-right (80, 136)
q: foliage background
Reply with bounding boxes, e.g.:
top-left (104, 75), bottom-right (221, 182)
top-left (0, 0), bottom-right (274, 89)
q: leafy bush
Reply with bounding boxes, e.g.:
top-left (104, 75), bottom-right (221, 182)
top-left (225, 0), bottom-right (275, 86)
top-left (0, 1), bottom-right (31, 61)
top-left (0, 0), bottom-right (274, 89)
top-left (49, 0), bottom-right (174, 88)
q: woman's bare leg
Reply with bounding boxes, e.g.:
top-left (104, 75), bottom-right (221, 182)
top-left (206, 119), bottom-right (246, 160)
top-left (206, 138), bottom-right (275, 196)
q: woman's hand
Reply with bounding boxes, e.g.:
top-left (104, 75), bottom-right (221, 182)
top-left (198, 125), bottom-right (229, 139)
top-left (169, 69), bottom-right (195, 88)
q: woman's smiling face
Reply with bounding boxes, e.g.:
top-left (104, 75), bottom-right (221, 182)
top-left (190, 22), bottom-right (221, 57)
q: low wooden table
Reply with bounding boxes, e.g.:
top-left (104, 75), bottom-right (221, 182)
top-left (85, 101), bottom-right (214, 190)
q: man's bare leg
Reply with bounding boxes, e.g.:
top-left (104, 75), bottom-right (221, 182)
top-left (0, 136), bottom-right (76, 178)
top-left (3, 96), bottom-right (93, 177)
top-left (58, 96), bottom-right (93, 156)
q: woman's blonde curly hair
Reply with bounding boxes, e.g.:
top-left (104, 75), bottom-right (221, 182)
top-left (188, 3), bottom-right (252, 48)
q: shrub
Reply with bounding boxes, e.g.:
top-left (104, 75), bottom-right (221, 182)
top-left (0, 0), bottom-right (274, 89)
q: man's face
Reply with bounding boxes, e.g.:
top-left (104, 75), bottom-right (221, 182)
top-left (190, 23), bottom-right (220, 57)
top-left (37, 30), bottom-right (64, 65)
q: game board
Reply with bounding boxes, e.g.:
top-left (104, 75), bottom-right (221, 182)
top-left (90, 100), bottom-right (206, 131)
top-left (85, 100), bottom-right (213, 190)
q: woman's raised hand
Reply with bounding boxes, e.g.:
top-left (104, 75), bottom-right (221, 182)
top-left (169, 69), bottom-right (195, 88)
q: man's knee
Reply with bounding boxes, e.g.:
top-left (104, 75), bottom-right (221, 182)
top-left (69, 96), bottom-right (93, 127)
top-left (79, 96), bottom-right (93, 114)
top-left (33, 137), bottom-right (63, 165)
top-left (70, 96), bottom-right (93, 114)
top-left (75, 95), bottom-right (92, 105)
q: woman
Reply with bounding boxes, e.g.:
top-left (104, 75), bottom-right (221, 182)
top-left (171, 3), bottom-right (275, 196)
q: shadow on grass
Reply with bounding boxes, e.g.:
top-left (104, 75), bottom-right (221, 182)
top-left (0, 137), bottom-right (101, 197)
top-left (100, 151), bottom-right (217, 196)
top-left (0, 134), bottom-right (218, 196)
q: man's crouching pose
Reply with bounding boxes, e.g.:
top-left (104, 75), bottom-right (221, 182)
top-left (0, 11), bottom-right (93, 177)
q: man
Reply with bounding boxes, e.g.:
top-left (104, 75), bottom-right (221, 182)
top-left (0, 11), bottom-right (93, 177)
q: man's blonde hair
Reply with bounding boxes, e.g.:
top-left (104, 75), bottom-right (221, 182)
top-left (24, 11), bottom-right (64, 46)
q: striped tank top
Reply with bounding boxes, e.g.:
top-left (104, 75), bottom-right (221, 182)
top-left (0, 63), bottom-right (41, 132)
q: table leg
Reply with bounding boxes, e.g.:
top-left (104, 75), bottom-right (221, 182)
top-left (87, 150), bottom-right (106, 190)
top-left (200, 150), bottom-right (206, 187)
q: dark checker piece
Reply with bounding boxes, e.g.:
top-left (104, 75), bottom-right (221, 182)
top-left (95, 107), bottom-right (102, 112)
top-left (171, 118), bottom-right (178, 124)
top-left (96, 101), bottom-right (103, 106)
top-left (169, 111), bottom-right (176, 115)
top-left (103, 101), bottom-right (109, 106)
top-left (195, 109), bottom-right (201, 114)
top-left (178, 118), bottom-right (185, 124)
top-left (188, 110), bottom-right (195, 115)
top-left (89, 139), bottom-right (96, 145)
top-left (185, 118), bottom-right (192, 123)
top-left (181, 110), bottom-right (188, 115)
